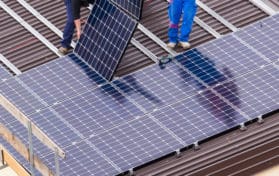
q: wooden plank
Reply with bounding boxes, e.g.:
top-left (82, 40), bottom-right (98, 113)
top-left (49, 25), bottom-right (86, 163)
top-left (0, 94), bottom-right (65, 158)
top-left (1, 149), bottom-right (30, 176)
top-left (0, 124), bottom-right (55, 176)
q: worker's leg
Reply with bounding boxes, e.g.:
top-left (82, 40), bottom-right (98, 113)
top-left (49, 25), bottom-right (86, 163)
top-left (179, 0), bottom-right (197, 42)
top-left (61, 0), bottom-right (75, 49)
top-left (168, 0), bottom-right (183, 43)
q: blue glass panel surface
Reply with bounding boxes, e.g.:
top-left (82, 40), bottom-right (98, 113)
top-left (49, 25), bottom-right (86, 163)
top-left (53, 84), bottom-right (143, 137)
top-left (214, 64), bottom-right (279, 118)
top-left (0, 65), bottom-right (11, 80)
top-left (151, 88), bottom-right (247, 144)
top-left (29, 108), bottom-right (82, 148)
top-left (113, 62), bottom-right (205, 112)
top-left (0, 106), bottom-right (17, 124)
top-left (0, 119), bottom-right (52, 158)
top-left (42, 141), bottom-right (118, 176)
top-left (234, 14), bottom-right (279, 62)
top-left (111, 0), bottom-right (143, 20)
top-left (74, 0), bottom-right (137, 80)
top-left (0, 78), bottom-right (45, 115)
top-left (89, 116), bottom-right (182, 171)
top-left (176, 36), bottom-right (269, 86)
top-left (19, 54), bottom-right (106, 106)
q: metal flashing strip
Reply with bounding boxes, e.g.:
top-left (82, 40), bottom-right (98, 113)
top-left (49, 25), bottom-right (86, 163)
top-left (0, 54), bottom-right (22, 75)
top-left (196, 0), bottom-right (238, 32)
top-left (137, 23), bottom-right (178, 56)
top-left (249, 0), bottom-right (277, 15)
top-left (17, 0), bottom-right (76, 48)
top-left (194, 17), bottom-right (222, 38)
top-left (130, 38), bottom-right (159, 63)
top-left (0, 1), bottom-right (62, 57)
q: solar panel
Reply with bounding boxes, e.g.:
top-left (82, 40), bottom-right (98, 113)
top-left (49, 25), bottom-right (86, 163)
top-left (151, 89), bottom-right (247, 144)
top-left (19, 54), bottom-right (106, 106)
top-left (0, 65), bottom-right (11, 81)
top-left (113, 62), bottom-right (205, 112)
top-left (53, 84), bottom-right (143, 137)
top-left (41, 141), bottom-right (118, 176)
top-left (74, 0), bottom-right (137, 80)
top-left (28, 108), bottom-right (82, 148)
top-left (213, 64), bottom-right (279, 118)
top-left (234, 14), bottom-right (279, 63)
top-left (0, 116), bottom-right (52, 158)
top-left (88, 116), bottom-right (183, 171)
top-left (0, 78), bottom-right (45, 115)
top-left (175, 36), bottom-right (269, 87)
top-left (111, 0), bottom-right (144, 20)
top-left (1, 12), bottom-right (278, 176)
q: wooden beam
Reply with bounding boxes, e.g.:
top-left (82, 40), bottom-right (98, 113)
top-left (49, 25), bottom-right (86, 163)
top-left (1, 147), bottom-right (30, 176)
top-left (0, 124), bottom-right (55, 176)
top-left (0, 94), bottom-right (65, 158)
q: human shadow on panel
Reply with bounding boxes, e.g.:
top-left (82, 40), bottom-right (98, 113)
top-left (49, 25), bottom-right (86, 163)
top-left (176, 48), bottom-right (242, 127)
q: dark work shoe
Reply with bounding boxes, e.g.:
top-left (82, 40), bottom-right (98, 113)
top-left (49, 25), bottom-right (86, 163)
top-left (58, 47), bottom-right (70, 55)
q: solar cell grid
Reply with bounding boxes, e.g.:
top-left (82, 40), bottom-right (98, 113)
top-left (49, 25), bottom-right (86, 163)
top-left (28, 108), bottom-right (82, 148)
top-left (151, 89), bottom-right (247, 144)
top-left (89, 116), bottom-right (182, 171)
top-left (19, 54), bottom-right (105, 106)
top-left (42, 141), bottom-right (118, 176)
top-left (0, 78), bottom-right (45, 115)
top-left (214, 64), bottom-right (279, 118)
top-left (113, 62), bottom-right (205, 112)
top-left (234, 14), bottom-right (279, 63)
top-left (53, 84), bottom-right (143, 137)
top-left (0, 119), bottom-right (52, 158)
top-left (74, 0), bottom-right (137, 80)
top-left (111, 0), bottom-right (143, 20)
top-left (176, 36), bottom-right (269, 87)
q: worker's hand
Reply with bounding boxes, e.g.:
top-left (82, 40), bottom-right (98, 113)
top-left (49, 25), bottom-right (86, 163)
top-left (77, 30), bottom-right (81, 40)
top-left (167, 0), bottom-right (172, 2)
top-left (74, 19), bottom-right (82, 40)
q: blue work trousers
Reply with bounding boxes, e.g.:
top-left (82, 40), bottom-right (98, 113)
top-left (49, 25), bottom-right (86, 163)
top-left (168, 0), bottom-right (197, 43)
top-left (61, 0), bottom-right (75, 48)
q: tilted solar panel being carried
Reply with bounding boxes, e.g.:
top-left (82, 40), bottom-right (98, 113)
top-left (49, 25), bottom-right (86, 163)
top-left (74, 0), bottom-right (137, 80)
top-left (234, 13), bottom-right (279, 63)
top-left (110, 0), bottom-right (144, 20)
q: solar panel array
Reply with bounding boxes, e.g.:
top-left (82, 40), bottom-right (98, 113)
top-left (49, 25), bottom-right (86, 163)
top-left (111, 0), bottom-right (144, 20)
top-left (234, 14), bottom-right (279, 63)
top-left (0, 13), bottom-right (278, 176)
top-left (74, 0), bottom-right (137, 80)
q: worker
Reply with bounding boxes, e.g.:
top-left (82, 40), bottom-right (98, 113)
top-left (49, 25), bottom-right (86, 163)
top-left (59, 0), bottom-right (94, 55)
top-left (167, 0), bottom-right (197, 49)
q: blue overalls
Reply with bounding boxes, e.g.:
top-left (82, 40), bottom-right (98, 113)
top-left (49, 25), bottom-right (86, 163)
top-left (168, 0), bottom-right (197, 43)
top-left (61, 0), bottom-right (75, 49)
